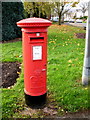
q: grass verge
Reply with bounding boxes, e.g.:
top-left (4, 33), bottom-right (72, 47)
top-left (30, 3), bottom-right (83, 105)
top-left (1, 24), bottom-right (89, 118)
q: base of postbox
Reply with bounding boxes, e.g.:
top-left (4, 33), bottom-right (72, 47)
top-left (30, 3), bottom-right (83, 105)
top-left (25, 93), bottom-right (47, 108)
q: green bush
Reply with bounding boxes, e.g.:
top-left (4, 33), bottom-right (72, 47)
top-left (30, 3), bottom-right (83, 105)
top-left (80, 16), bottom-right (88, 20)
top-left (2, 2), bottom-right (25, 41)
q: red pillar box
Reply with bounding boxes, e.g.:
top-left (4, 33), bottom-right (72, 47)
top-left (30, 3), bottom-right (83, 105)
top-left (17, 18), bottom-right (52, 106)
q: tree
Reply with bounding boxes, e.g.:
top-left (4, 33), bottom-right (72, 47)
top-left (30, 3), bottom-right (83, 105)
top-left (41, 2), bottom-right (53, 19)
top-left (52, 1), bottom-right (77, 25)
top-left (78, 2), bottom-right (88, 17)
top-left (24, 2), bottom-right (37, 17)
top-left (24, 2), bottom-right (52, 19)
top-left (2, 2), bottom-right (24, 41)
top-left (24, 1), bottom-right (78, 25)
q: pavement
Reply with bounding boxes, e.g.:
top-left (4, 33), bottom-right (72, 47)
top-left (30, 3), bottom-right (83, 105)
top-left (65, 22), bottom-right (86, 29)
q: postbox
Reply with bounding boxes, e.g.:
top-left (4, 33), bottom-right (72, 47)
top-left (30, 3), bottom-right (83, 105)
top-left (17, 18), bottom-right (52, 106)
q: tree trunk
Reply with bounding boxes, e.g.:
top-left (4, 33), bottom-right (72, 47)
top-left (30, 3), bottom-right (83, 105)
top-left (58, 5), bottom-right (64, 25)
top-left (59, 14), bottom-right (62, 25)
top-left (39, 7), bottom-right (40, 18)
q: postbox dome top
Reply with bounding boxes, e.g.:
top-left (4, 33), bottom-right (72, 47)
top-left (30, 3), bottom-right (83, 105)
top-left (17, 17), bottom-right (52, 28)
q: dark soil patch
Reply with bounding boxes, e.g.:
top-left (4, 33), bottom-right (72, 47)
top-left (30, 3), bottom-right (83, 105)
top-left (75, 33), bottom-right (86, 39)
top-left (0, 62), bottom-right (21, 88)
top-left (0, 38), bottom-right (22, 44)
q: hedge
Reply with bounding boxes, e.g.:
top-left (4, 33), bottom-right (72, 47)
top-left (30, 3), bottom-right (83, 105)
top-left (2, 2), bottom-right (25, 41)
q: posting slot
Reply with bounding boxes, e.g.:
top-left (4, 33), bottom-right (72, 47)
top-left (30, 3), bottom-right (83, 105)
top-left (30, 37), bottom-right (44, 43)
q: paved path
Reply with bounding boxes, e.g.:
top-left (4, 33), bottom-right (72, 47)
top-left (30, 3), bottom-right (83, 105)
top-left (65, 23), bottom-right (86, 29)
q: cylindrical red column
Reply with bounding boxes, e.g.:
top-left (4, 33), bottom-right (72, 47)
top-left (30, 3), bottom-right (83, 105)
top-left (17, 18), bottom-right (52, 106)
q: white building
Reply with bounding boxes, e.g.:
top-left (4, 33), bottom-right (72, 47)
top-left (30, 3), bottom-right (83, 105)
top-left (51, 1), bottom-right (88, 22)
top-left (64, 2), bottom-right (88, 21)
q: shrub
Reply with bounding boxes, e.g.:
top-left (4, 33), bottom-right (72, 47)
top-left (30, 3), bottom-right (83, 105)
top-left (2, 2), bottom-right (25, 41)
top-left (80, 16), bottom-right (88, 20)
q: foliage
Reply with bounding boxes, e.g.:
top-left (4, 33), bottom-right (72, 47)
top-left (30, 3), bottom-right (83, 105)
top-left (2, 2), bottom-right (25, 41)
top-left (77, 2), bottom-right (88, 17)
top-left (52, 1), bottom-right (79, 25)
top-left (23, 1), bottom-right (79, 25)
top-left (1, 25), bottom-right (89, 118)
top-left (23, 2), bottom-right (52, 18)
top-left (72, 2), bottom-right (79, 7)
top-left (80, 16), bottom-right (88, 20)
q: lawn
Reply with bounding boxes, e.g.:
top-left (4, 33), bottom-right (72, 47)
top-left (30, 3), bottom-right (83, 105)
top-left (1, 24), bottom-right (89, 118)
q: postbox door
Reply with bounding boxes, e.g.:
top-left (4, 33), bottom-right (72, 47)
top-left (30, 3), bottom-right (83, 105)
top-left (28, 33), bottom-right (47, 96)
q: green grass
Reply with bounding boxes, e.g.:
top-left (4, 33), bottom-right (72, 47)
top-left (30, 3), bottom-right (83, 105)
top-left (1, 41), bottom-right (22, 62)
top-left (48, 25), bottom-right (88, 112)
top-left (1, 24), bottom-right (89, 118)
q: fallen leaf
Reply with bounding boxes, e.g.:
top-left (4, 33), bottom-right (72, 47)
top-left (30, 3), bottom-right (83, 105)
top-left (19, 55), bottom-right (22, 58)
top-left (77, 43), bottom-right (80, 46)
top-left (17, 71), bottom-right (20, 74)
top-left (15, 56), bottom-right (19, 58)
top-left (85, 87), bottom-right (88, 90)
top-left (68, 59), bottom-right (72, 63)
